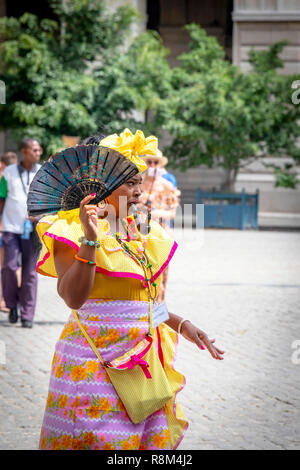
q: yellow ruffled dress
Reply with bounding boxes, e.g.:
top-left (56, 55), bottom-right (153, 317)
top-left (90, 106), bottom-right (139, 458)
top-left (37, 209), bottom-right (188, 450)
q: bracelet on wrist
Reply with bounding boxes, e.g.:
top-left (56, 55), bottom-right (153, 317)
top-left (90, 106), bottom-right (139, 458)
top-left (177, 318), bottom-right (190, 335)
top-left (78, 236), bottom-right (101, 249)
top-left (74, 254), bottom-right (96, 266)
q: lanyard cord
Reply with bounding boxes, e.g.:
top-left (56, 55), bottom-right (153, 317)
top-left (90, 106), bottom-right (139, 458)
top-left (114, 235), bottom-right (157, 302)
top-left (17, 165), bottom-right (30, 196)
top-left (114, 235), bottom-right (156, 335)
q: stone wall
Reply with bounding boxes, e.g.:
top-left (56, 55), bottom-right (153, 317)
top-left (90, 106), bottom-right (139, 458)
top-left (106, 0), bottom-right (147, 46)
top-left (159, 0), bottom-right (233, 66)
top-left (232, 0), bottom-right (300, 74)
top-left (230, 0), bottom-right (300, 226)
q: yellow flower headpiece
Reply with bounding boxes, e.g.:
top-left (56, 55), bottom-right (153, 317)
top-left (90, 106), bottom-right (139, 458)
top-left (99, 128), bottom-right (157, 173)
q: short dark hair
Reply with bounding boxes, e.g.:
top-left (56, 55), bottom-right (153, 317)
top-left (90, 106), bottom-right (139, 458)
top-left (0, 151), bottom-right (18, 166)
top-left (19, 138), bottom-right (39, 150)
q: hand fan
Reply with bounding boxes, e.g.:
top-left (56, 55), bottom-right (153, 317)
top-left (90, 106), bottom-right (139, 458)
top-left (27, 144), bottom-right (139, 216)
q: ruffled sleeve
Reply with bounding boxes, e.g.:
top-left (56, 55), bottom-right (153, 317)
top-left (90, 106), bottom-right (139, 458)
top-left (36, 208), bottom-right (85, 278)
top-left (36, 209), bottom-right (178, 285)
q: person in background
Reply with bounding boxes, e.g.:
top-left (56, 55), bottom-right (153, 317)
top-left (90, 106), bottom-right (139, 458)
top-left (0, 139), bottom-right (42, 327)
top-left (162, 170), bottom-right (177, 188)
top-left (159, 153), bottom-right (179, 229)
top-left (138, 150), bottom-right (181, 303)
top-left (0, 152), bottom-right (18, 170)
top-left (0, 152), bottom-right (18, 312)
top-left (160, 154), bottom-right (178, 189)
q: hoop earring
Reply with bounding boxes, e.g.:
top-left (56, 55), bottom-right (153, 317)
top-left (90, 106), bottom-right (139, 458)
top-left (98, 199), bottom-right (108, 210)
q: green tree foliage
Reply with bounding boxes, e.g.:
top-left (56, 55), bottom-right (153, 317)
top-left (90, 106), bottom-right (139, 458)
top-left (0, 0), bottom-right (171, 156)
top-left (162, 24), bottom-right (300, 190)
top-left (0, 1), bottom-right (138, 155)
top-left (91, 30), bottom-right (172, 136)
top-left (1, 5), bottom-right (299, 192)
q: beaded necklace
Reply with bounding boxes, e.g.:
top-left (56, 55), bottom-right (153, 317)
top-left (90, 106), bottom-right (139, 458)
top-left (113, 232), bottom-right (158, 302)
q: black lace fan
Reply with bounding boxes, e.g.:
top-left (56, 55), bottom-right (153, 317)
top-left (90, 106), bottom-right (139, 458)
top-left (27, 144), bottom-right (139, 216)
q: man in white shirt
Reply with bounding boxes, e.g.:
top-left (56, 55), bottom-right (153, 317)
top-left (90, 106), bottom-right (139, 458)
top-left (0, 138), bottom-right (42, 328)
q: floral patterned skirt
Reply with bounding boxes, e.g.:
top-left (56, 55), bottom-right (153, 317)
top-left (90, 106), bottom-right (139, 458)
top-left (39, 299), bottom-right (188, 450)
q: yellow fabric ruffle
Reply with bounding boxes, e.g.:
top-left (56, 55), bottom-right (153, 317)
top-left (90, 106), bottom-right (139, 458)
top-left (100, 128), bottom-right (157, 173)
top-left (157, 323), bottom-right (188, 449)
top-left (36, 208), bottom-right (177, 301)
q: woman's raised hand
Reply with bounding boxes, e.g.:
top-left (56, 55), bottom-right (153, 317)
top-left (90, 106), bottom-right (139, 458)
top-left (79, 194), bottom-right (98, 241)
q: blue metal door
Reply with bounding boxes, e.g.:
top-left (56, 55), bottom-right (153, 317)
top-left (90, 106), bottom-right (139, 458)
top-left (197, 189), bottom-right (259, 229)
top-left (203, 204), bottom-right (241, 228)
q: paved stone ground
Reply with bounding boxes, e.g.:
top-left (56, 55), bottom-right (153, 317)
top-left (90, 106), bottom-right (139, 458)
top-left (0, 228), bottom-right (299, 450)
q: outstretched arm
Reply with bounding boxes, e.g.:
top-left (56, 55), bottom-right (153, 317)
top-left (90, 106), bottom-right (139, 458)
top-left (165, 313), bottom-right (225, 360)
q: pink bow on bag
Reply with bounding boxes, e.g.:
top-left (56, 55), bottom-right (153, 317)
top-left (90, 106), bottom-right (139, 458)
top-left (128, 354), bottom-right (152, 379)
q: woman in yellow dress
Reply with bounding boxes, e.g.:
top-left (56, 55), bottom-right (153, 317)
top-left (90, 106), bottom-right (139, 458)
top-left (36, 129), bottom-right (224, 450)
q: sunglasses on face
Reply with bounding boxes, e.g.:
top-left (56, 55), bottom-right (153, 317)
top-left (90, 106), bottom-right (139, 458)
top-left (147, 160), bottom-right (160, 165)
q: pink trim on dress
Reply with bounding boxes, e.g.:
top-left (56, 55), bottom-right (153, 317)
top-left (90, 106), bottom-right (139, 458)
top-left (96, 266), bottom-right (145, 281)
top-left (36, 251), bottom-right (50, 272)
top-left (109, 335), bottom-right (153, 378)
top-left (150, 241), bottom-right (178, 283)
top-left (36, 231), bottom-right (79, 275)
top-left (156, 326), bottom-right (165, 368)
top-left (36, 231), bottom-right (178, 285)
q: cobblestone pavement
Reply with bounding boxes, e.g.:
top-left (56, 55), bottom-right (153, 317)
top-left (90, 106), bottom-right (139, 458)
top-left (0, 228), bottom-right (299, 450)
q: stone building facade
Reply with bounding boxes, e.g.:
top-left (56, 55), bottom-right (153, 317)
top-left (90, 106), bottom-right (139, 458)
top-left (145, 0), bottom-right (300, 228)
top-left (1, 0), bottom-right (300, 227)
top-left (232, 0), bottom-right (300, 228)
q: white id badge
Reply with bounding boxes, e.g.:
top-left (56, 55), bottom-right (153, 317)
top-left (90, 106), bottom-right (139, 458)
top-left (152, 301), bottom-right (169, 329)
